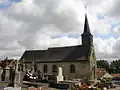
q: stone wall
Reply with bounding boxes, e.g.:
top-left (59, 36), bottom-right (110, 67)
top-left (26, 61), bottom-right (90, 80)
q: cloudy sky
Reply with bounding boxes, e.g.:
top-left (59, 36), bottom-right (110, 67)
top-left (0, 0), bottom-right (119, 61)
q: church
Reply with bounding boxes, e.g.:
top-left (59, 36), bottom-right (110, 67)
top-left (19, 14), bottom-right (97, 80)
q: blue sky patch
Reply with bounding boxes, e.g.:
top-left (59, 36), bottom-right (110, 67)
top-left (0, 0), bottom-right (21, 9)
top-left (96, 14), bottom-right (105, 20)
top-left (67, 33), bottom-right (81, 38)
top-left (111, 21), bottom-right (120, 29)
top-left (51, 35), bottom-right (64, 39)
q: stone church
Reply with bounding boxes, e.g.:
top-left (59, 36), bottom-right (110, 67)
top-left (20, 14), bottom-right (97, 80)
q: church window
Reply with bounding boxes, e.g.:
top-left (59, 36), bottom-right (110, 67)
top-left (43, 64), bottom-right (48, 73)
top-left (52, 65), bottom-right (58, 73)
top-left (70, 64), bottom-right (76, 73)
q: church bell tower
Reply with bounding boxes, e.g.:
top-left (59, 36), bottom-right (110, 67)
top-left (81, 14), bottom-right (93, 47)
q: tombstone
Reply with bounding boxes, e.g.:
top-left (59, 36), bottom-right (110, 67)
top-left (5, 69), bottom-right (10, 82)
top-left (14, 71), bottom-right (21, 87)
top-left (1, 69), bottom-right (6, 81)
top-left (37, 70), bottom-right (42, 80)
top-left (7, 67), bottom-right (15, 87)
top-left (0, 68), bottom-right (10, 82)
top-left (31, 60), bottom-right (35, 74)
top-left (0, 68), bottom-right (3, 81)
top-left (14, 61), bottom-right (21, 87)
top-left (57, 67), bottom-right (64, 83)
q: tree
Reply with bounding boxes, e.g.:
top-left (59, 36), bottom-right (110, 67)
top-left (110, 60), bottom-right (120, 73)
top-left (97, 60), bottom-right (109, 71)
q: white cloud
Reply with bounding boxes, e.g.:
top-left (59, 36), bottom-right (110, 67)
top-left (0, 0), bottom-right (119, 61)
top-left (113, 25), bottom-right (120, 33)
top-left (94, 36), bottom-right (119, 60)
top-left (50, 36), bottom-right (81, 47)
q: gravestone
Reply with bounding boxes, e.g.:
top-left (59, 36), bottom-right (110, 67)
top-left (5, 69), bottom-right (10, 82)
top-left (57, 67), bottom-right (64, 83)
top-left (7, 67), bottom-right (15, 87)
top-left (0, 69), bottom-right (3, 81)
top-left (14, 62), bottom-right (21, 87)
top-left (1, 69), bottom-right (6, 81)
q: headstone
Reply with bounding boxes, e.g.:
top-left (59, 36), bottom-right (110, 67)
top-left (1, 69), bottom-right (6, 81)
top-left (14, 62), bottom-right (21, 87)
top-left (31, 60), bottom-right (35, 74)
top-left (0, 69), bottom-right (3, 81)
top-left (38, 70), bottom-right (42, 80)
top-left (7, 67), bottom-right (15, 87)
top-left (57, 67), bottom-right (64, 83)
top-left (5, 69), bottom-right (10, 82)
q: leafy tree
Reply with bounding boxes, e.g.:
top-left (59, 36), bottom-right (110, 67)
top-left (97, 60), bottom-right (109, 70)
top-left (97, 60), bottom-right (114, 74)
top-left (110, 59), bottom-right (120, 73)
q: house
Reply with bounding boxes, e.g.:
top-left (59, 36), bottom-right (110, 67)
top-left (111, 74), bottom-right (120, 78)
top-left (96, 68), bottom-right (106, 79)
top-left (19, 14), bottom-right (97, 80)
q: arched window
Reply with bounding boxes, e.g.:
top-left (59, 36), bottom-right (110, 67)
top-left (52, 65), bottom-right (58, 73)
top-left (70, 64), bottom-right (76, 73)
top-left (43, 64), bottom-right (48, 73)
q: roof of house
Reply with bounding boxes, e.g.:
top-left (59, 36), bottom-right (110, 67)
top-left (20, 45), bottom-right (91, 62)
top-left (102, 72), bottom-right (113, 78)
top-left (96, 68), bottom-right (106, 78)
top-left (96, 71), bottom-right (106, 78)
top-left (111, 74), bottom-right (120, 77)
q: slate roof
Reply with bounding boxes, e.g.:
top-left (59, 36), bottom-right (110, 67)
top-left (20, 45), bottom-right (91, 62)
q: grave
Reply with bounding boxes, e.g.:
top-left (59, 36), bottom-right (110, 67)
top-left (57, 67), bottom-right (64, 83)
top-left (5, 69), bottom-right (10, 82)
top-left (0, 68), bottom-right (3, 81)
top-left (4, 62), bottom-right (22, 90)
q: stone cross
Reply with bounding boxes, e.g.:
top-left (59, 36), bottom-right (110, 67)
top-left (57, 67), bottom-right (64, 83)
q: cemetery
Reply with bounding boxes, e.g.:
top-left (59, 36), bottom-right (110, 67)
top-left (0, 59), bottom-right (117, 90)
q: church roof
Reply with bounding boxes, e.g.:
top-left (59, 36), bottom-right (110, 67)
top-left (20, 45), bottom-right (91, 63)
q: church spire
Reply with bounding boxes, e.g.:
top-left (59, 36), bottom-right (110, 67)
top-left (81, 8), bottom-right (93, 46)
top-left (83, 13), bottom-right (91, 34)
